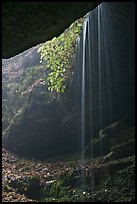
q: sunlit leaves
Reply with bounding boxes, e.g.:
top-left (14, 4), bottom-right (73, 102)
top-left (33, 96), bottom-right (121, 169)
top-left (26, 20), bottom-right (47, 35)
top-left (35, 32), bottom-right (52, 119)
top-left (38, 18), bottom-right (84, 93)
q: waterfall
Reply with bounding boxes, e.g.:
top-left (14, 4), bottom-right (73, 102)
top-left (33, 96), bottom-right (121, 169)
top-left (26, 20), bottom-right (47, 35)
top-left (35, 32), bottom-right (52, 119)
top-left (74, 1), bottom-right (134, 195)
top-left (81, 18), bottom-right (87, 165)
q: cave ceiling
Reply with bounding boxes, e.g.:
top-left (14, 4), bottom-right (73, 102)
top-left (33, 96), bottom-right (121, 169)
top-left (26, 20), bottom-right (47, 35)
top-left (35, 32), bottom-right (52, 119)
top-left (2, 2), bottom-right (100, 59)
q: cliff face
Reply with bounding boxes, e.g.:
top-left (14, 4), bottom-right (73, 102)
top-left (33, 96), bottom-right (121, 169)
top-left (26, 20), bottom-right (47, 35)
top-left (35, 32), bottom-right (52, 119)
top-left (2, 45), bottom-right (41, 131)
top-left (2, 16), bottom-right (84, 159)
top-left (2, 44), bottom-right (67, 159)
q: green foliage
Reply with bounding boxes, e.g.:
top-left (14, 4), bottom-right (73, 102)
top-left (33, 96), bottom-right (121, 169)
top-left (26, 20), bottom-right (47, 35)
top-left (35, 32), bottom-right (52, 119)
top-left (27, 175), bottom-right (40, 183)
top-left (38, 18), bottom-right (84, 93)
top-left (41, 179), bottom-right (70, 202)
top-left (50, 180), bottom-right (65, 198)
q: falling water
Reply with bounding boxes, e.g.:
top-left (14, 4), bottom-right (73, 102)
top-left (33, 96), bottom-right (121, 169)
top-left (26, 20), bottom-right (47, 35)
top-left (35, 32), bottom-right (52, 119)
top-left (87, 13), bottom-right (95, 199)
top-left (81, 18), bottom-right (87, 165)
top-left (79, 17), bottom-right (88, 190)
top-left (98, 4), bottom-right (103, 156)
top-left (74, 1), bottom-right (135, 198)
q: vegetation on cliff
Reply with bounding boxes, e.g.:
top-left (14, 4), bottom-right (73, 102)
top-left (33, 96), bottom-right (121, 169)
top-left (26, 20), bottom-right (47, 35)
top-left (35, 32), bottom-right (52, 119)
top-left (2, 18), bottom-right (83, 135)
top-left (38, 18), bottom-right (83, 93)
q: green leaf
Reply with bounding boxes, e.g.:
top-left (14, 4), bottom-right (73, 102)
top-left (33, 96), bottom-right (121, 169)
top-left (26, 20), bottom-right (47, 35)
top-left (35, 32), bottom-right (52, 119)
top-left (38, 17), bottom-right (84, 94)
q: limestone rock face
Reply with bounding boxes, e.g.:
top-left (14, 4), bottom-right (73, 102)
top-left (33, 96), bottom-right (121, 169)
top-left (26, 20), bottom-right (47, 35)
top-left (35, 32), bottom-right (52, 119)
top-left (2, 42), bottom-right (82, 159)
top-left (3, 102), bottom-right (64, 159)
top-left (85, 122), bottom-right (135, 160)
top-left (2, 45), bottom-right (64, 159)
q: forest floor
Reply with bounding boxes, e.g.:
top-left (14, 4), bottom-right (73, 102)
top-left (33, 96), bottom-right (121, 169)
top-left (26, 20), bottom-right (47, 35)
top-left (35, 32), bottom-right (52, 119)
top-left (2, 148), bottom-right (135, 202)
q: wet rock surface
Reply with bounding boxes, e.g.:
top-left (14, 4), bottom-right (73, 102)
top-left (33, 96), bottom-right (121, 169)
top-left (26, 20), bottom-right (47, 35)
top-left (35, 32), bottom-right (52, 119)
top-left (85, 122), bottom-right (135, 158)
